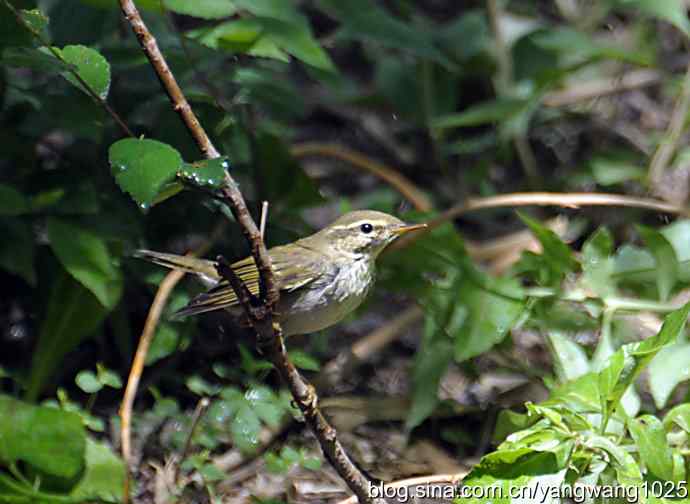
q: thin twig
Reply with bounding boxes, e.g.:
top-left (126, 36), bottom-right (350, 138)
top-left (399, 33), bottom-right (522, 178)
top-left (260, 201), bottom-right (269, 241)
top-left (291, 142), bottom-right (433, 211)
top-left (3, 0), bottom-right (134, 137)
top-left (117, 2), bottom-right (378, 501)
top-left (214, 259), bottom-right (379, 504)
top-left (179, 397), bottom-right (211, 464)
top-left (391, 191), bottom-right (690, 251)
top-left (648, 63), bottom-right (690, 192)
top-left (119, 267), bottom-right (185, 501)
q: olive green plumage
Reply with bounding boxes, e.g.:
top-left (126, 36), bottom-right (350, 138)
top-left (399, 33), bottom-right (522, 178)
top-left (135, 210), bottom-right (425, 335)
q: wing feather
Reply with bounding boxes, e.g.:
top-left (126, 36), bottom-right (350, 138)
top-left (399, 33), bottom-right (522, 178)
top-left (174, 243), bottom-right (324, 318)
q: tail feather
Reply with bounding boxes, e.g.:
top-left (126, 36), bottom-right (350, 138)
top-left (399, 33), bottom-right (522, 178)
top-left (134, 249), bottom-right (220, 285)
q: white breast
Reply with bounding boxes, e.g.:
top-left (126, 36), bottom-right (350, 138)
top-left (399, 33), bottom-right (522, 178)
top-left (279, 258), bottom-right (374, 336)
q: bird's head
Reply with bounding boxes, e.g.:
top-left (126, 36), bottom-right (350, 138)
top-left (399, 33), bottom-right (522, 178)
top-left (313, 210), bottom-right (427, 260)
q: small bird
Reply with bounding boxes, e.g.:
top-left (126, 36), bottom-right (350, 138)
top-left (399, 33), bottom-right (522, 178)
top-left (135, 210), bottom-right (426, 336)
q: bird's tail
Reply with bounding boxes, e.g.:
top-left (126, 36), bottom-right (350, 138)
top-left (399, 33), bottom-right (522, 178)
top-left (133, 249), bottom-right (220, 283)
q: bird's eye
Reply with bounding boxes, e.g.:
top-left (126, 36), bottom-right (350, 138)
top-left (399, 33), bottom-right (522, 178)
top-left (360, 223), bottom-right (373, 234)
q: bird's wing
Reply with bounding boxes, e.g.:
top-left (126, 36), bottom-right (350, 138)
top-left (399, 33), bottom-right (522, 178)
top-left (174, 244), bottom-right (323, 318)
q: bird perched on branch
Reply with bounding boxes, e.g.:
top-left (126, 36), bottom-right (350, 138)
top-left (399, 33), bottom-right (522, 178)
top-left (135, 210), bottom-right (426, 336)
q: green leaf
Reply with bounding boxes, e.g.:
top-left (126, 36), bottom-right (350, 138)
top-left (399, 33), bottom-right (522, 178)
top-left (628, 415), bottom-right (674, 481)
top-left (0, 218), bottom-right (36, 285)
top-left (178, 157), bottom-right (228, 188)
top-left (531, 27), bottom-right (651, 65)
top-left (585, 433), bottom-right (642, 485)
top-left (432, 97), bottom-right (530, 129)
top-left (615, 0), bottom-right (690, 37)
top-left (27, 272), bottom-right (108, 400)
top-left (590, 157), bottom-right (645, 186)
top-left (0, 7), bottom-right (48, 49)
top-left (163, 0), bottom-right (237, 19)
top-left (0, 184), bottom-right (29, 216)
top-left (245, 385), bottom-right (285, 428)
top-left (453, 273), bottom-right (525, 362)
top-left (70, 438), bottom-right (125, 503)
top-left (1, 46), bottom-right (71, 73)
top-left (75, 370), bottom-right (102, 394)
top-left (96, 364), bottom-right (122, 389)
top-left (581, 227), bottom-right (615, 298)
top-left (406, 337), bottom-right (453, 431)
top-left (146, 322), bottom-right (181, 365)
top-left (231, 403), bottom-right (261, 453)
top-left (598, 302), bottom-right (690, 426)
top-left (186, 376), bottom-right (220, 397)
top-left (637, 225), bottom-right (679, 301)
top-left (108, 138), bottom-right (183, 207)
top-left (648, 343), bottom-right (690, 409)
top-left (47, 217), bottom-right (122, 309)
top-left (189, 19), bottom-right (286, 60)
top-left (55, 44), bottom-right (111, 100)
top-left (318, 0), bottom-right (452, 67)
top-left (0, 394), bottom-right (86, 479)
top-left (547, 331), bottom-right (590, 382)
top-left (288, 350), bottom-right (320, 371)
top-left (519, 212), bottom-right (578, 286)
top-left (664, 403), bottom-right (690, 432)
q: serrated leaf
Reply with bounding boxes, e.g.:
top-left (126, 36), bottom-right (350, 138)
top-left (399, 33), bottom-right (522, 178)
top-left (108, 138), bottom-right (183, 207)
top-left (55, 44), bottom-right (111, 100)
top-left (179, 157), bottom-right (228, 188)
top-left (47, 217), bottom-right (122, 310)
top-left (163, 0), bottom-right (236, 19)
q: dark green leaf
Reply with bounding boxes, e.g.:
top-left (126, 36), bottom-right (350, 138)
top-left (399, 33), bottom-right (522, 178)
top-left (0, 7), bottom-right (48, 49)
top-left (0, 394), bottom-right (85, 479)
top-left (318, 0), bottom-right (452, 67)
top-left (178, 157), bottom-right (228, 188)
top-left (0, 218), bottom-right (35, 285)
top-left (108, 138), bottom-right (183, 207)
top-left (519, 212), bottom-right (579, 286)
top-left (406, 337), bottom-right (452, 431)
top-left (245, 385), bottom-right (285, 428)
top-left (431, 97), bottom-right (530, 129)
top-left (163, 0), bottom-right (237, 19)
top-left (96, 364), bottom-right (122, 389)
top-left (55, 44), bottom-right (111, 100)
top-left (0, 47), bottom-right (71, 73)
top-left (0, 184), bottom-right (29, 216)
top-left (628, 415), bottom-right (674, 481)
top-left (47, 217), bottom-right (122, 310)
top-left (146, 323), bottom-right (181, 365)
top-left (288, 350), bottom-right (320, 371)
top-left (27, 272), bottom-right (108, 400)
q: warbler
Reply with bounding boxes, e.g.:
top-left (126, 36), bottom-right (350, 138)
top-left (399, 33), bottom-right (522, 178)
top-left (135, 210), bottom-right (426, 336)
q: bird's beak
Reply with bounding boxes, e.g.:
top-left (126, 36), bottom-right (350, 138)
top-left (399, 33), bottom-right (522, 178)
top-left (394, 222), bottom-right (428, 235)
